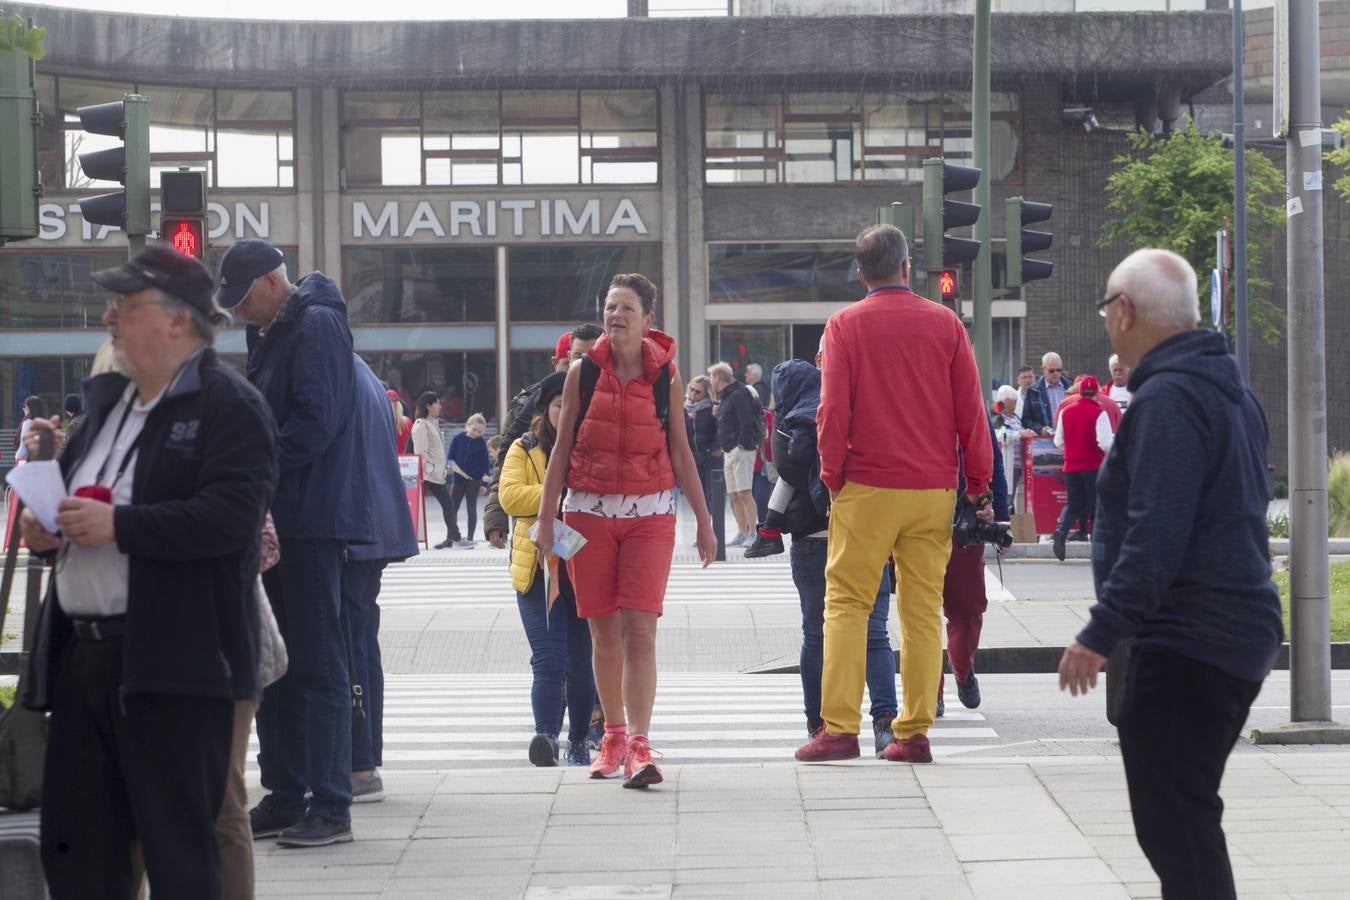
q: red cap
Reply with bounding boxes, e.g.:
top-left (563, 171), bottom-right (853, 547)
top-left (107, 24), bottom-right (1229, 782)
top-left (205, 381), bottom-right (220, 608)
top-left (1078, 375), bottom-right (1100, 395)
top-left (554, 332), bottom-right (572, 360)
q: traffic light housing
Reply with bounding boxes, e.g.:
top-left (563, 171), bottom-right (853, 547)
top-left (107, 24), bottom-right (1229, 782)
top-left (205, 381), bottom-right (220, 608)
top-left (939, 269), bottom-right (959, 302)
top-left (75, 94), bottom-right (150, 236)
top-left (0, 39), bottom-right (42, 243)
top-left (921, 158), bottom-right (981, 304)
top-left (1005, 197), bottom-right (1054, 288)
top-left (159, 168), bottom-right (207, 260)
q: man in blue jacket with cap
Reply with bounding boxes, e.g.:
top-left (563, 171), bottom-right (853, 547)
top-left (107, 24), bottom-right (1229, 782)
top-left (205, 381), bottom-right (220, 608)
top-left (216, 240), bottom-right (374, 848)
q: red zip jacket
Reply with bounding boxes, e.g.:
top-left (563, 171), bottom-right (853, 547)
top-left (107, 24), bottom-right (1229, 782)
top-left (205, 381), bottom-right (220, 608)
top-left (817, 286), bottom-right (992, 496)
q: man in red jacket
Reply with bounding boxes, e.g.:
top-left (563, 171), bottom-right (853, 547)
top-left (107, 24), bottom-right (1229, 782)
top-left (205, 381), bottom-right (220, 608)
top-left (1052, 375), bottom-right (1115, 560)
top-left (794, 224), bottom-right (992, 765)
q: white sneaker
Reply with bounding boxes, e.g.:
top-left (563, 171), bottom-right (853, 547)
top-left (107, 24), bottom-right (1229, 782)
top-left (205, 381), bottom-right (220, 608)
top-left (454, 539), bottom-right (477, 548)
top-left (727, 532), bottom-right (747, 547)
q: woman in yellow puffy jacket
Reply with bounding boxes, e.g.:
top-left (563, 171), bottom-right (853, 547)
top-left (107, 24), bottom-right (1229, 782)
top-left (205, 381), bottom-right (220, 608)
top-left (498, 370), bottom-right (596, 767)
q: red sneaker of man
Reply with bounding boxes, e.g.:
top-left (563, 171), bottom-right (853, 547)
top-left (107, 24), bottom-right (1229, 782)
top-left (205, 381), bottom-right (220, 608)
top-left (794, 730), bottom-right (860, 762)
top-left (882, 733), bottom-right (933, 764)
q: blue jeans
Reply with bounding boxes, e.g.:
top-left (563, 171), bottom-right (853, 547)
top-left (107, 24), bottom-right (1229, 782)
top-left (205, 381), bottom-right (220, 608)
top-left (790, 537), bottom-right (897, 730)
top-left (257, 538), bottom-right (351, 823)
top-left (516, 565), bottom-right (595, 744)
top-left (752, 470), bottom-right (772, 523)
top-left (344, 559), bottom-right (386, 772)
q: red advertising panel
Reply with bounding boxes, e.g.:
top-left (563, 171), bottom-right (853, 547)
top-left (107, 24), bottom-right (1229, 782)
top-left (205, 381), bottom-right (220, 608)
top-left (1023, 436), bottom-right (1067, 535)
top-left (398, 454), bottom-right (428, 547)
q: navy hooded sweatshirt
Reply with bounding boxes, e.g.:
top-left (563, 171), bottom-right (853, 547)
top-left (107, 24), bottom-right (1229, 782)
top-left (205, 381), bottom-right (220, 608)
top-left (1077, 329), bottom-right (1282, 683)
top-left (246, 272), bottom-right (373, 544)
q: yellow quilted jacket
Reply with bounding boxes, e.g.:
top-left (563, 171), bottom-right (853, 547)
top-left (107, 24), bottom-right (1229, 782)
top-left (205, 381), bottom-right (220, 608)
top-left (499, 435), bottom-right (548, 593)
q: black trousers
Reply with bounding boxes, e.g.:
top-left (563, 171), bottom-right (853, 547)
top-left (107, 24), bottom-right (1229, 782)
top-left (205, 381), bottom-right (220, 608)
top-left (41, 633), bottom-right (232, 900)
top-left (1057, 468), bottom-right (1097, 536)
top-left (449, 481), bottom-right (477, 541)
top-left (1116, 644), bottom-right (1263, 900)
top-left (424, 480), bottom-right (455, 536)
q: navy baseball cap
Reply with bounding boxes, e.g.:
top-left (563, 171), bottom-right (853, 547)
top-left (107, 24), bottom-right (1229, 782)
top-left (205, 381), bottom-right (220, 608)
top-left (215, 239), bottom-right (285, 310)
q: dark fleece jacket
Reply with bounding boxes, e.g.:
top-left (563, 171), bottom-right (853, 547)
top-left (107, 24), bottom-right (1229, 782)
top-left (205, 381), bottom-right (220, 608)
top-left (1077, 329), bottom-right (1282, 683)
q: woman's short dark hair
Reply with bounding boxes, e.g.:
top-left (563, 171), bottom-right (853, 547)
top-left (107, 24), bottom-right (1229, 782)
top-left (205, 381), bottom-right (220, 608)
top-left (63, 393), bottom-right (82, 417)
top-left (415, 390), bottom-right (439, 420)
top-left (23, 395), bottom-right (44, 418)
top-left (609, 273), bottom-right (658, 315)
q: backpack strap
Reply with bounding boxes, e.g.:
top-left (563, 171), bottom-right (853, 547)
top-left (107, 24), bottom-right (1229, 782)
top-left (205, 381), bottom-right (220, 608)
top-left (572, 356), bottom-right (602, 445)
top-left (652, 363), bottom-right (671, 432)
top-left (573, 358), bottom-right (672, 445)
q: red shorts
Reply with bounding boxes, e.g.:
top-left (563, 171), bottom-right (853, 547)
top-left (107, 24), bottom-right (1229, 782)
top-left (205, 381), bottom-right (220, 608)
top-left (563, 513), bottom-right (675, 618)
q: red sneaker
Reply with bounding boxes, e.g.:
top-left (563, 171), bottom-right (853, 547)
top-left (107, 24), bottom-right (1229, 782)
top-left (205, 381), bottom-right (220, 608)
top-left (589, 732), bottom-right (627, 779)
top-left (794, 730), bottom-right (860, 762)
top-left (882, 733), bottom-right (933, 764)
top-left (622, 737), bottom-right (664, 789)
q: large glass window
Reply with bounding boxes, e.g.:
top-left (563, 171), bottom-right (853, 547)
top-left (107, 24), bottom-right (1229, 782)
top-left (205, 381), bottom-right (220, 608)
top-left (508, 245), bottom-right (662, 323)
top-left (359, 351), bottom-right (498, 426)
top-left (705, 95), bottom-right (781, 184)
top-left (423, 91), bottom-right (501, 187)
top-left (580, 91), bottom-right (659, 184)
top-left (343, 247), bottom-right (496, 324)
top-left (53, 78), bottom-right (295, 190)
top-left (343, 89), bottom-right (659, 188)
top-left (0, 356), bottom-right (99, 436)
top-left (706, 90), bottom-right (1022, 185)
top-left (708, 243), bottom-right (857, 304)
top-left (0, 250), bottom-right (124, 329)
top-left (709, 324), bottom-right (789, 381)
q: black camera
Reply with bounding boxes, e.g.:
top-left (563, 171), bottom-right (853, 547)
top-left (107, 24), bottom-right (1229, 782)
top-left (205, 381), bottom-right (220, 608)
top-left (953, 494), bottom-right (1013, 550)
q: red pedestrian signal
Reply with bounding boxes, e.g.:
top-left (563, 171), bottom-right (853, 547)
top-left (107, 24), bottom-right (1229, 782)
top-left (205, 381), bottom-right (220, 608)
top-left (939, 269), bottom-right (959, 302)
top-left (162, 216), bottom-right (205, 260)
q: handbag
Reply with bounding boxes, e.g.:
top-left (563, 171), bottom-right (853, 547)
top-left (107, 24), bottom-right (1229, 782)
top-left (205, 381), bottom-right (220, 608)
top-left (0, 497), bottom-right (49, 811)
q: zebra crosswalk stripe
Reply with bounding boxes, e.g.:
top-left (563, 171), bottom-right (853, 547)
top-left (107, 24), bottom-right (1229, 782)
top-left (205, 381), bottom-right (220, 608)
top-left (245, 673), bottom-right (999, 769)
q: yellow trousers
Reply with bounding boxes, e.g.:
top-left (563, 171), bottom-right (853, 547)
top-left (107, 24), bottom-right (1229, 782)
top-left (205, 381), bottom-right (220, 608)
top-left (821, 482), bottom-right (954, 740)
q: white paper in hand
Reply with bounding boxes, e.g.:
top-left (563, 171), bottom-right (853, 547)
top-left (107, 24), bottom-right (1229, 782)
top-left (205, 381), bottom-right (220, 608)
top-left (5, 461), bottom-right (66, 533)
top-left (527, 517), bottom-right (588, 561)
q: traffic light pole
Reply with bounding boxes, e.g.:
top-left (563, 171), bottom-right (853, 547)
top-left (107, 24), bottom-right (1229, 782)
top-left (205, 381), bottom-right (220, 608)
top-left (971, 0), bottom-right (993, 400)
top-left (1232, 0), bottom-right (1249, 383)
top-left (1250, 0), bottom-right (1347, 746)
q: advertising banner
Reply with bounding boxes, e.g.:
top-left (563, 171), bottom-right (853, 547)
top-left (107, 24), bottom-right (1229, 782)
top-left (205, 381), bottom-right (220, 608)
top-left (398, 454), bottom-right (427, 547)
top-left (1023, 436), bottom-right (1067, 535)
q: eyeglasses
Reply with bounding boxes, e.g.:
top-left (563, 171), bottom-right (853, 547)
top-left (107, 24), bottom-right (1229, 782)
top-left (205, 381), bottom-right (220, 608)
top-left (105, 296), bottom-right (163, 315)
top-left (1046, 368), bottom-right (1063, 374)
top-left (1098, 292), bottom-right (1124, 318)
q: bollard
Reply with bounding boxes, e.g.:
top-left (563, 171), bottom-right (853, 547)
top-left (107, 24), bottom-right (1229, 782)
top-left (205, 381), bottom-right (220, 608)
top-left (709, 463), bottom-right (727, 562)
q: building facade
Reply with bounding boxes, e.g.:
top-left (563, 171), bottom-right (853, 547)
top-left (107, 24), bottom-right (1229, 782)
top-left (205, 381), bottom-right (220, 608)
top-left (2, 3), bottom-right (1345, 468)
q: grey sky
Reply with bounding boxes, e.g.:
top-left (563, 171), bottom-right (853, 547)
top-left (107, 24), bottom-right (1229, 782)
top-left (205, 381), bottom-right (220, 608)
top-left (29, 0), bottom-right (628, 21)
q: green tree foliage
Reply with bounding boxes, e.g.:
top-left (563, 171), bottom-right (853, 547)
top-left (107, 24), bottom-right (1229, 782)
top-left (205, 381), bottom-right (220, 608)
top-left (1328, 114), bottom-right (1350, 203)
top-left (1101, 121), bottom-right (1285, 344)
top-left (0, 8), bottom-right (46, 60)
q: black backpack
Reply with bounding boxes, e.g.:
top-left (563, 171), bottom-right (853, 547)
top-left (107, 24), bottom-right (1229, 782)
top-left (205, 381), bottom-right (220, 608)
top-left (573, 356), bottom-right (671, 443)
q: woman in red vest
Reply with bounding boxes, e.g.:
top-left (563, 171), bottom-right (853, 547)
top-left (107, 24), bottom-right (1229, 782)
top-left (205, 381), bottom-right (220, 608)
top-left (535, 273), bottom-right (717, 789)
top-left (1052, 375), bottom-right (1115, 561)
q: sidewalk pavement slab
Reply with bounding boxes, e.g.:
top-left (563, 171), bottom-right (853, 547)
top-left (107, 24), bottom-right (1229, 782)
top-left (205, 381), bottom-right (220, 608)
top-left (248, 749), bottom-right (1350, 899)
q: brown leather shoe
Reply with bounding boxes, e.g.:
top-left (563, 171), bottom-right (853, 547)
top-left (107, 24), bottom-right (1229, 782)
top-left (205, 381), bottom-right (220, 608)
top-left (794, 730), bottom-right (860, 762)
top-left (882, 733), bottom-right (933, 764)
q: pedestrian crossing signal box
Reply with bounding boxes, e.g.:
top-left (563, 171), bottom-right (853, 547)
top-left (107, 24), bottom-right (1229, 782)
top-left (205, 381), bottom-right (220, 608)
top-left (162, 217), bottom-right (204, 260)
top-left (939, 269), bottom-right (959, 302)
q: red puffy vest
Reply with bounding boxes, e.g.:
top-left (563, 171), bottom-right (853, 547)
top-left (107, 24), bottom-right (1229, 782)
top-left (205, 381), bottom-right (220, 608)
top-left (1060, 395), bottom-right (1107, 473)
top-left (567, 330), bottom-right (678, 496)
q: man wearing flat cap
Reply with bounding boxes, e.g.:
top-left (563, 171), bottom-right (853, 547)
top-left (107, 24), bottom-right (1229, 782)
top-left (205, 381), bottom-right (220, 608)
top-left (215, 239), bottom-right (373, 847)
top-left (20, 243), bottom-right (278, 899)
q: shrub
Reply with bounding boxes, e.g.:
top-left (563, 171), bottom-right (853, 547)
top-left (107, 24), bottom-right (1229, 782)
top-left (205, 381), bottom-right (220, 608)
top-left (1330, 453), bottom-right (1350, 538)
